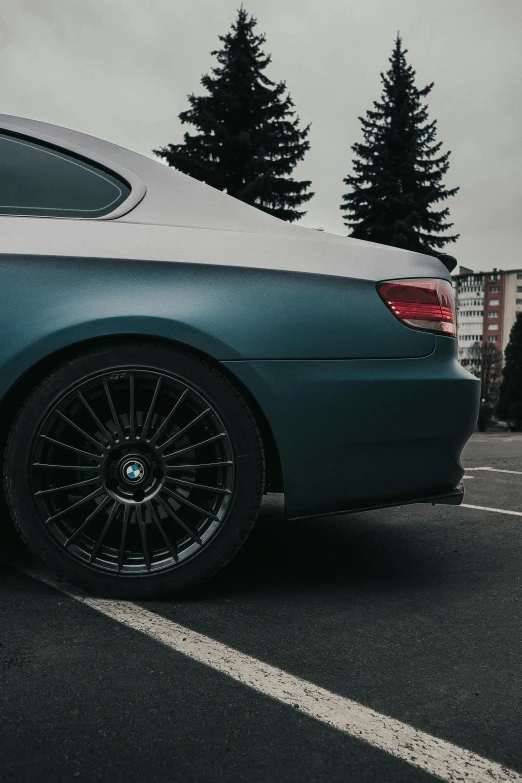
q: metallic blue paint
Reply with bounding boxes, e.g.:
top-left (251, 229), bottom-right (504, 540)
top-left (0, 254), bottom-right (435, 400)
top-left (224, 337), bottom-right (479, 517)
top-left (0, 255), bottom-right (478, 519)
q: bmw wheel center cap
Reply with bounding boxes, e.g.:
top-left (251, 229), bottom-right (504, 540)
top-left (121, 457), bottom-right (147, 485)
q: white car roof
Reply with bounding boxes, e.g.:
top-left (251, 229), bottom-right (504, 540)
top-left (0, 113), bottom-right (309, 236)
top-left (0, 114), bottom-right (450, 284)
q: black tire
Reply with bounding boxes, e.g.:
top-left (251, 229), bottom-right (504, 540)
top-left (3, 341), bottom-right (265, 598)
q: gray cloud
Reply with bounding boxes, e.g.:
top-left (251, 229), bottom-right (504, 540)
top-left (1, 0), bottom-right (521, 270)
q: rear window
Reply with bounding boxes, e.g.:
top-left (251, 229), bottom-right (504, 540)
top-left (0, 132), bottom-right (131, 218)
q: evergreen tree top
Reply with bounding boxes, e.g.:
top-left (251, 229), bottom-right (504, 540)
top-left (211, 5), bottom-right (271, 79)
top-left (154, 6), bottom-right (312, 223)
top-left (341, 34), bottom-right (459, 256)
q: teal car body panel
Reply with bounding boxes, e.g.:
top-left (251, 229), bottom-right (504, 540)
top-left (0, 254), bottom-right (434, 404)
top-left (0, 254), bottom-right (476, 517)
top-left (0, 114), bottom-right (480, 521)
top-left (224, 338), bottom-right (479, 517)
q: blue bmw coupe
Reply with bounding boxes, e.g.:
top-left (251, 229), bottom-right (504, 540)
top-left (0, 115), bottom-right (479, 596)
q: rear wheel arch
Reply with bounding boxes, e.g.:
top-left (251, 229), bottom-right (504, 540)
top-left (0, 334), bottom-right (284, 507)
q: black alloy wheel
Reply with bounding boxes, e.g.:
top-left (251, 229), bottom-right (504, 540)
top-left (4, 342), bottom-right (265, 597)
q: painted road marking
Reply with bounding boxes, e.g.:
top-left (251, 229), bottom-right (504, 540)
top-left (14, 563), bottom-right (522, 783)
top-left (461, 503), bottom-right (522, 517)
top-left (472, 438), bottom-right (519, 443)
top-left (466, 467), bottom-right (522, 475)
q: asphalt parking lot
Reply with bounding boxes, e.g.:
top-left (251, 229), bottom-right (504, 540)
top-left (1, 432), bottom-right (521, 783)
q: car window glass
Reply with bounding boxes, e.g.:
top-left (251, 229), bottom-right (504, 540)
top-left (0, 132), bottom-right (131, 218)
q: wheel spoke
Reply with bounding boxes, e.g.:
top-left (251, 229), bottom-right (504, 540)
top-left (163, 433), bottom-right (226, 462)
top-left (39, 435), bottom-right (102, 461)
top-left (129, 373), bottom-right (136, 440)
top-left (77, 391), bottom-right (115, 445)
top-left (56, 411), bottom-right (105, 452)
top-left (149, 388), bottom-right (189, 445)
top-left (103, 378), bottom-right (125, 441)
top-left (165, 476), bottom-right (230, 495)
top-left (146, 501), bottom-right (178, 561)
top-left (157, 495), bottom-right (202, 545)
top-left (45, 487), bottom-right (106, 524)
top-left (36, 477), bottom-right (101, 496)
top-left (141, 377), bottom-right (162, 441)
top-left (163, 461), bottom-right (233, 471)
top-left (118, 504), bottom-right (131, 572)
top-left (135, 504), bottom-right (151, 571)
top-left (64, 495), bottom-right (110, 546)
top-left (33, 463), bottom-right (100, 471)
top-left (89, 501), bottom-right (119, 563)
top-left (161, 485), bottom-right (220, 522)
top-left (158, 408), bottom-right (211, 453)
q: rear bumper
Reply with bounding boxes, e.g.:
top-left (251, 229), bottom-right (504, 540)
top-left (223, 337), bottom-right (480, 519)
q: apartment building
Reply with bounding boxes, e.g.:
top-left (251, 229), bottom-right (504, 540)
top-left (453, 266), bottom-right (522, 364)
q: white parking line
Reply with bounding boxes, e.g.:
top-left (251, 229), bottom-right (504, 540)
top-left (472, 438), bottom-right (518, 443)
top-left (461, 504), bottom-right (522, 517)
top-left (466, 467), bottom-right (522, 475)
top-left (14, 564), bottom-right (522, 783)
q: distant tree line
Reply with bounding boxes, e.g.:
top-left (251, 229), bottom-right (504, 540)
top-left (155, 7), bottom-right (458, 257)
top-left (499, 314), bottom-right (522, 430)
top-left (466, 317), bottom-right (522, 432)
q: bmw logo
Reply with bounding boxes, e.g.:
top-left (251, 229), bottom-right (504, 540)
top-left (121, 458), bottom-right (147, 485)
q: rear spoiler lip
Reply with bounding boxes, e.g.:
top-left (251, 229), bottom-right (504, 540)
top-left (437, 253), bottom-right (458, 273)
top-left (424, 483), bottom-right (464, 506)
top-left (288, 484), bottom-right (464, 520)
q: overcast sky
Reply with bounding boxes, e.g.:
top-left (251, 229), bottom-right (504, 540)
top-left (1, 0), bottom-right (521, 271)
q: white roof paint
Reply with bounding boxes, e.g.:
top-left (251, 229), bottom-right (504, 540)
top-left (0, 114), bottom-right (450, 283)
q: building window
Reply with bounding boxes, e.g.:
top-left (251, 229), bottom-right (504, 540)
top-left (517, 287), bottom-right (522, 293)
top-left (489, 299), bottom-right (499, 306)
top-left (517, 273), bottom-right (522, 280)
top-left (488, 324), bottom-right (498, 330)
top-left (488, 311), bottom-right (499, 318)
top-left (517, 299), bottom-right (522, 305)
top-left (489, 274), bottom-right (499, 281)
top-left (488, 336), bottom-right (498, 343)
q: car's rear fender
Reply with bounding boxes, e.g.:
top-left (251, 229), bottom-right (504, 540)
top-left (0, 254), bottom-right (434, 403)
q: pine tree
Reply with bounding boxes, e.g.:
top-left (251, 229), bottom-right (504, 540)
top-left (154, 7), bottom-right (312, 222)
top-left (466, 341), bottom-right (502, 405)
top-left (498, 313), bottom-right (522, 429)
top-left (340, 35), bottom-right (458, 256)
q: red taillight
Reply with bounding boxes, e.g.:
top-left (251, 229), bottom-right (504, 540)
top-left (377, 279), bottom-right (457, 337)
